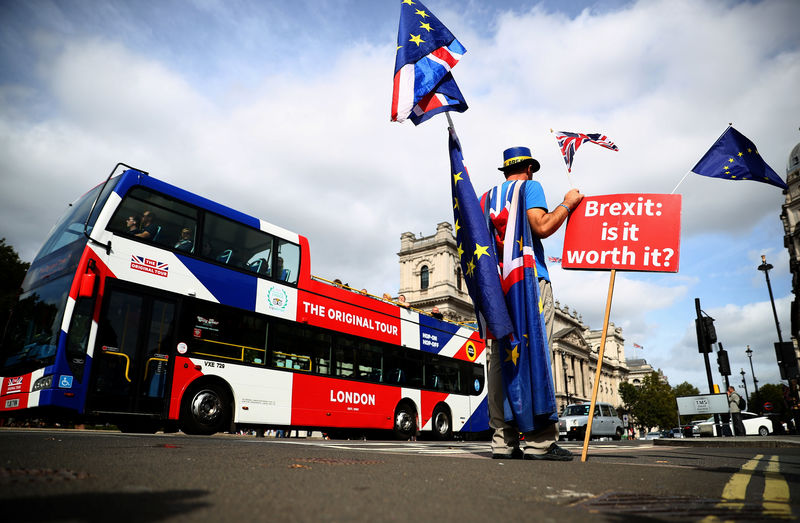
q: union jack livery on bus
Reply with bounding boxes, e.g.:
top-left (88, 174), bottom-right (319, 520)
top-left (0, 164), bottom-right (488, 438)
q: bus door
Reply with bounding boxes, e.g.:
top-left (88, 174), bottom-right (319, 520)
top-left (87, 287), bottom-right (176, 416)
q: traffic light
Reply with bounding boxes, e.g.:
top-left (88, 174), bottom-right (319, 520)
top-left (717, 349), bottom-right (731, 376)
top-left (775, 342), bottom-right (800, 380)
top-left (696, 316), bottom-right (716, 353)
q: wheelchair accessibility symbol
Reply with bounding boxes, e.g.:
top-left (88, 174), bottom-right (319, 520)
top-left (59, 375), bottom-right (73, 389)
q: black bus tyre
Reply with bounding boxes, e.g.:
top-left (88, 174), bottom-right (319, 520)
top-left (432, 405), bottom-right (453, 441)
top-left (181, 382), bottom-right (231, 435)
top-left (393, 402), bottom-right (417, 440)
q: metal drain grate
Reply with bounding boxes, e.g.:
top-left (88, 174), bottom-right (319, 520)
top-left (575, 492), bottom-right (774, 520)
top-left (0, 468), bottom-right (89, 484)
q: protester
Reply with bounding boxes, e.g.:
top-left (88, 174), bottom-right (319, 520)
top-left (481, 146), bottom-right (583, 461)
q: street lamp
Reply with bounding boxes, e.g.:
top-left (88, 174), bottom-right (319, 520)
top-left (740, 368), bottom-right (749, 402)
top-left (758, 255), bottom-right (784, 345)
top-left (745, 345), bottom-right (760, 412)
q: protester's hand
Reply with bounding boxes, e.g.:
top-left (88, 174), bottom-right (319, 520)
top-left (563, 188), bottom-right (584, 210)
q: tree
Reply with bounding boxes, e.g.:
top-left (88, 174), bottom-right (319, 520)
top-left (672, 381), bottom-right (700, 398)
top-left (0, 238), bottom-right (30, 338)
top-left (619, 372), bottom-right (677, 433)
top-left (751, 383), bottom-right (787, 416)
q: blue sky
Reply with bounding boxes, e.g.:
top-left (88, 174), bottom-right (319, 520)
top-left (1, 0), bottom-right (799, 394)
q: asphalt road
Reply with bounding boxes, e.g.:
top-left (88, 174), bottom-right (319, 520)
top-left (1, 429), bottom-right (798, 522)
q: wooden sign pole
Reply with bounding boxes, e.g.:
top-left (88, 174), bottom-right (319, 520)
top-left (580, 269), bottom-right (616, 462)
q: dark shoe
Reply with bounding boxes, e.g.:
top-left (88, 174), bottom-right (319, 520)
top-left (492, 447), bottom-right (523, 459)
top-left (523, 443), bottom-right (574, 461)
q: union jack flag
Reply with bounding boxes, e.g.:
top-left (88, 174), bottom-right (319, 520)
top-left (547, 256), bottom-right (562, 264)
top-left (391, 0), bottom-right (467, 125)
top-left (633, 343), bottom-right (643, 349)
top-left (554, 131), bottom-right (619, 172)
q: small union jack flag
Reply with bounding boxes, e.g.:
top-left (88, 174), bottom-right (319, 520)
top-left (130, 255), bottom-right (169, 277)
top-left (547, 256), bottom-right (562, 264)
top-left (554, 131), bottom-right (619, 172)
top-left (633, 342), bottom-right (643, 349)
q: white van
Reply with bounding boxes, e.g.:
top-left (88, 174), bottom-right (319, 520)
top-left (558, 402), bottom-right (624, 440)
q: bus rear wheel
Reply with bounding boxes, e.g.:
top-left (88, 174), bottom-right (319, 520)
top-left (181, 382), bottom-right (230, 435)
top-left (393, 403), bottom-right (417, 440)
top-left (432, 406), bottom-right (453, 440)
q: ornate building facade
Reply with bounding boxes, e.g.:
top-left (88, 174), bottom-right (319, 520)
top-left (398, 222), bottom-right (630, 411)
top-left (781, 141), bottom-right (800, 367)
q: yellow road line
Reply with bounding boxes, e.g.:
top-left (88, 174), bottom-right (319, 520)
top-left (700, 454), bottom-right (763, 523)
top-left (763, 455), bottom-right (792, 518)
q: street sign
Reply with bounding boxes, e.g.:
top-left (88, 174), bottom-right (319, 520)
top-left (764, 401), bottom-right (773, 412)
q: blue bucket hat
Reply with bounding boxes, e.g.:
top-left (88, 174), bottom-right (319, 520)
top-left (498, 146), bottom-right (541, 173)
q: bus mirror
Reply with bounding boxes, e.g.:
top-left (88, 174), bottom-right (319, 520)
top-left (79, 272), bottom-right (97, 298)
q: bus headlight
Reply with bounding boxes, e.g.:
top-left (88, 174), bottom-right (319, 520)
top-left (32, 375), bottom-right (53, 391)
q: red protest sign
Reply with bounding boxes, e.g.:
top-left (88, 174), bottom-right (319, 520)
top-left (562, 194), bottom-right (681, 272)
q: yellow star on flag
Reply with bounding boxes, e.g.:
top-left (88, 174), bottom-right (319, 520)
top-left (457, 243), bottom-right (464, 259)
top-left (517, 236), bottom-right (524, 252)
top-left (453, 197), bottom-right (459, 211)
top-left (402, 0), bottom-right (415, 5)
top-left (415, 9), bottom-right (429, 18)
top-left (420, 22), bottom-right (432, 31)
top-left (728, 158), bottom-right (734, 163)
top-left (505, 345), bottom-right (519, 365)
top-left (466, 258), bottom-right (476, 277)
top-left (409, 34), bottom-right (424, 46)
top-left (738, 152), bottom-right (743, 157)
top-left (453, 171), bottom-right (463, 184)
top-left (474, 243), bottom-right (489, 260)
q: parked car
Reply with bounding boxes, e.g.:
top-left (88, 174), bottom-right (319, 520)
top-left (558, 402), bottom-right (624, 440)
top-left (696, 411), bottom-right (773, 436)
top-left (644, 431), bottom-right (663, 440)
top-left (668, 427), bottom-right (684, 438)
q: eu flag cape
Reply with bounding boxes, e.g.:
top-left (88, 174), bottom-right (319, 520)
top-left (482, 180), bottom-right (558, 432)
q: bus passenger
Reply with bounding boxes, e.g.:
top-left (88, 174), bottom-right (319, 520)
top-left (125, 216), bottom-right (138, 233)
top-left (135, 210), bottom-right (158, 240)
top-left (174, 228), bottom-right (193, 252)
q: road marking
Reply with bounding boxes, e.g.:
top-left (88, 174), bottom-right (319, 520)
top-left (763, 455), bottom-right (792, 519)
top-left (701, 454), bottom-right (794, 523)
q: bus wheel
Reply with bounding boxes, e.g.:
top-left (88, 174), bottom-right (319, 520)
top-left (393, 403), bottom-right (417, 440)
top-left (181, 383), bottom-right (230, 435)
top-left (432, 406), bottom-right (453, 440)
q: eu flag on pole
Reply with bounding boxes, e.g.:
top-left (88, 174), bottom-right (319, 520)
top-left (691, 126), bottom-right (787, 190)
top-left (391, 0), bottom-right (468, 125)
top-left (448, 128), bottom-right (512, 342)
top-left (482, 180), bottom-right (558, 433)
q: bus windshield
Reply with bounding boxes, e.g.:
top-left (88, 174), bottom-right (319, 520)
top-left (1, 274), bottom-right (72, 376)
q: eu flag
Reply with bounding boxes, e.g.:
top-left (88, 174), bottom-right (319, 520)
top-left (391, 0), bottom-right (468, 125)
top-left (448, 128), bottom-right (512, 341)
top-left (691, 126), bottom-right (787, 190)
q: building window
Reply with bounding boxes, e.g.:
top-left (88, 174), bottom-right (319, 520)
top-left (420, 265), bottom-right (429, 290)
top-left (456, 267), bottom-right (462, 291)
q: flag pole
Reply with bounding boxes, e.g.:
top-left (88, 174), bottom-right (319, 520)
top-left (580, 269), bottom-right (616, 462)
top-left (671, 123), bottom-right (734, 194)
top-left (550, 129), bottom-right (575, 189)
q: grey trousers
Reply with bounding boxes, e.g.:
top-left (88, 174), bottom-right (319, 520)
top-left (487, 279), bottom-right (558, 455)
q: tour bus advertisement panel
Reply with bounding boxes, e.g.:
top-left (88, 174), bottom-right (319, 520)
top-left (417, 314), bottom-right (484, 363)
top-left (297, 290), bottom-right (402, 345)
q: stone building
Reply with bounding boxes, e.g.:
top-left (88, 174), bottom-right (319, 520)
top-left (398, 222), bottom-right (630, 411)
top-left (780, 140), bottom-right (800, 373)
top-left (625, 358), bottom-right (665, 387)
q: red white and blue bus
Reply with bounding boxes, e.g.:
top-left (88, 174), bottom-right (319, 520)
top-left (0, 164), bottom-right (488, 438)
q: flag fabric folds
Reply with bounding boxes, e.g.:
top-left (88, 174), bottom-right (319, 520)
top-left (391, 0), bottom-right (467, 125)
top-left (448, 128), bottom-right (512, 341)
top-left (480, 179), bottom-right (558, 433)
top-left (633, 343), bottom-right (643, 349)
top-left (554, 131), bottom-right (619, 172)
top-left (691, 126), bottom-right (787, 190)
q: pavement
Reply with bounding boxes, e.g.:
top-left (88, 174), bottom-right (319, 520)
top-left (654, 434), bottom-right (800, 448)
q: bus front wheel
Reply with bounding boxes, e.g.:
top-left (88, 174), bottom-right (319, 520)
top-left (393, 403), bottom-right (417, 440)
top-left (181, 382), bottom-right (231, 435)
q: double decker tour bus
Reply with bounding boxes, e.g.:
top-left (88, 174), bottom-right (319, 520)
top-left (0, 164), bottom-right (488, 438)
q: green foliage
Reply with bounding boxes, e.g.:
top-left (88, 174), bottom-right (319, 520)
top-left (618, 372), bottom-right (678, 432)
top-left (672, 381), bottom-right (700, 398)
top-left (0, 238), bottom-right (30, 335)
top-left (750, 383), bottom-right (787, 415)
